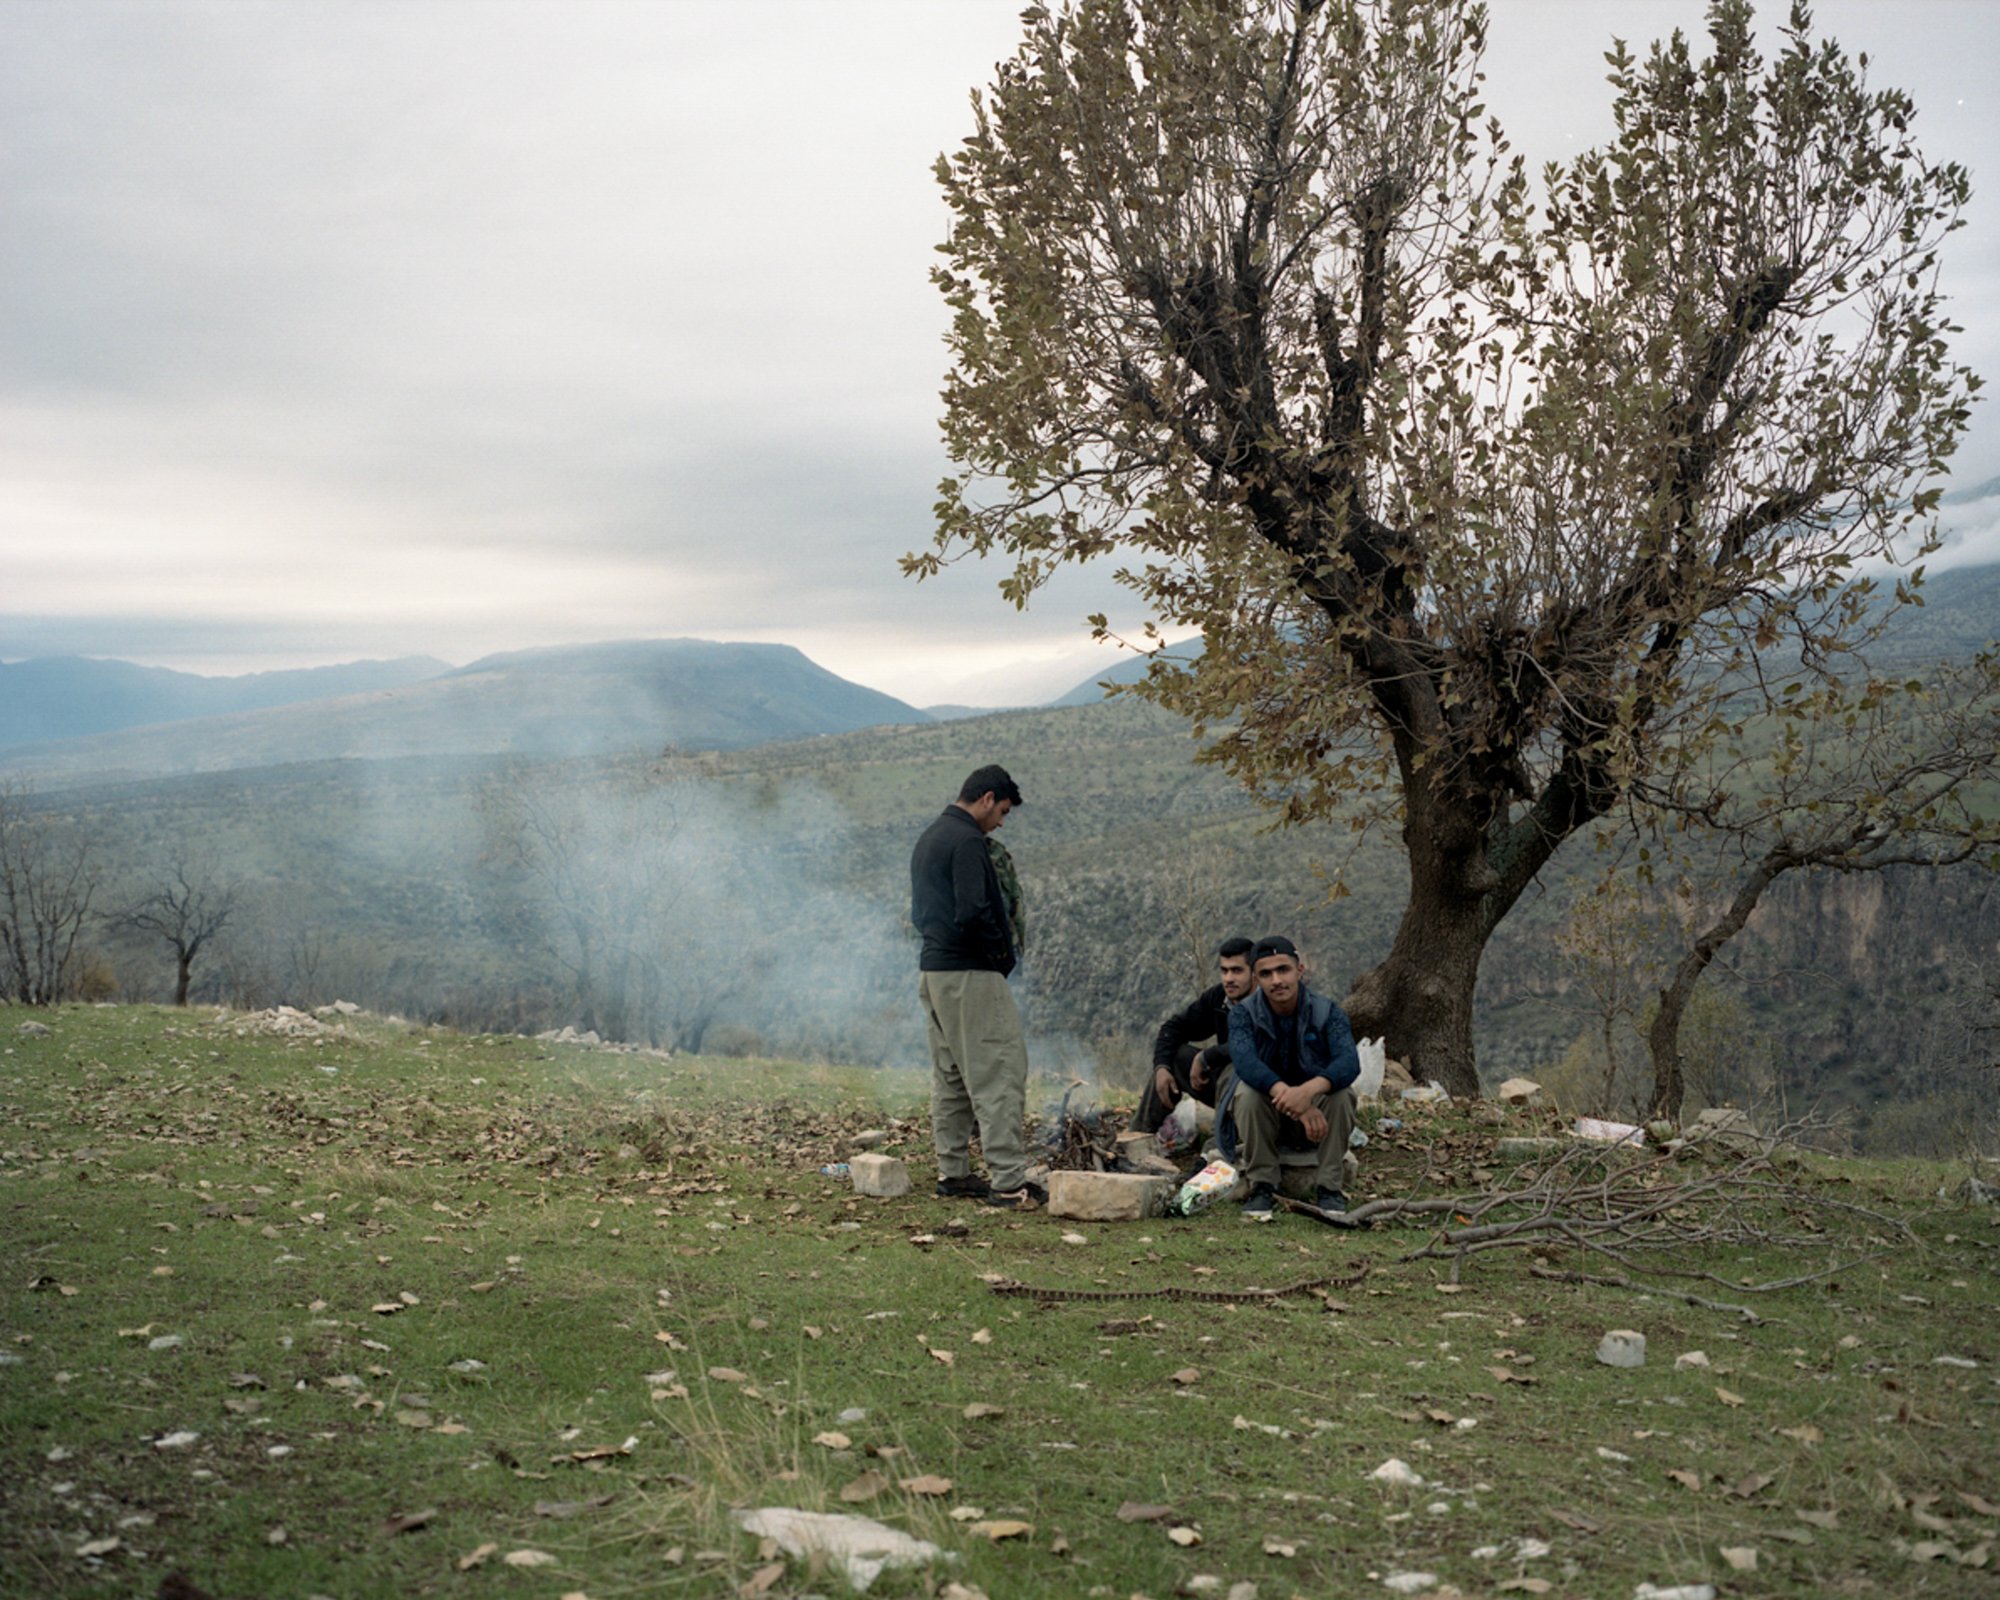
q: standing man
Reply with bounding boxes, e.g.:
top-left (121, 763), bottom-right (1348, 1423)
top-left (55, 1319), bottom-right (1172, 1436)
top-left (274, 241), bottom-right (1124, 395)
top-left (1132, 936), bottom-right (1256, 1135)
top-left (910, 765), bottom-right (1042, 1210)
top-left (1221, 935), bottom-right (1359, 1220)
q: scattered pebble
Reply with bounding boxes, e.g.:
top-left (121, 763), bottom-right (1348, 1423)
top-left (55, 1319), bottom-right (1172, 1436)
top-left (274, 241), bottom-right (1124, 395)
top-left (1382, 1572), bottom-right (1436, 1594)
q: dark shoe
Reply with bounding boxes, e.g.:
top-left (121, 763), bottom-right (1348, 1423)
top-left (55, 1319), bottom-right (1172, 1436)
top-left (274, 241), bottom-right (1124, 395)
top-left (1315, 1188), bottom-right (1348, 1214)
top-left (983, 1181), bottom-right (1046, 1212)
top-left (1242, 1182), bottom-right (1276, 1220)
top-left (935, 1174), bottom-right (991, 1200)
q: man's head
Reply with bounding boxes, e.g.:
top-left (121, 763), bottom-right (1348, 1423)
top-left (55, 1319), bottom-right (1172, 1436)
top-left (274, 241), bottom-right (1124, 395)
top-left (1216, 936), bottom-right (1255, 1002)
top-left (1251, 934), bottom-right (1305, 1015)
top-left (956, 764), bottom-right (1023, 835)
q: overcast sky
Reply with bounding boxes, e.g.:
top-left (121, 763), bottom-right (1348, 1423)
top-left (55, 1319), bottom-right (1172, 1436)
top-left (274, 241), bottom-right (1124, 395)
top-left (4, 1), bottom-right (1997, 707)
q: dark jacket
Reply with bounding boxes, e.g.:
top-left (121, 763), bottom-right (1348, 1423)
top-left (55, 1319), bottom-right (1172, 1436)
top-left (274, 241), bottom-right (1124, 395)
top-left (1217, 984), bottom-right (1359, 1162)
top-left (1152, 982), bottom-right (1231, 1072)
top-left (910, 806), bottom-right (1016, 975)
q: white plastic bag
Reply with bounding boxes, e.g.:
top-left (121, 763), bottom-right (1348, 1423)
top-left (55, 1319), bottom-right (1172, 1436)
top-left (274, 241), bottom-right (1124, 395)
top-left (1156, 1093), bottom-right (1201, 1156)
top-left (1354, 1036), bottom-right (1386, 1099)
top-left (1167, 1158), bottom-right (1244, 1217)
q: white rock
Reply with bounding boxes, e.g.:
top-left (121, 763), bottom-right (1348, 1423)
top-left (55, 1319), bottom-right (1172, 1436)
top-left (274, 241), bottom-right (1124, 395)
top-left (148, 1335), bottom-right (183, 1351)
top-left (1382, 1573), bottom-right (1437, 1594)
top-left (1596, 1330), bottom-right (1647, 1368)
top-left (154, 1431), bottom-right (200, 1450)
top-left (1674, 1350), bottom-right (1711, 1369)
top-left (849, 1153), bottom-right (911, 1199)
top-left (1048, 1170), bottom-right (1173, 1221)
top-left (1633, 1587), bottom-right (1717, 1600)
top-left (1369, 1458), bottom-right (1424, 1487)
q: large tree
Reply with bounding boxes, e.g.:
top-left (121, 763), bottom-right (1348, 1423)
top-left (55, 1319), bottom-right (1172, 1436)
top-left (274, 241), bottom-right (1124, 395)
top-left (911, 0), bottom-right (1975, 1091)
top-left (113, 859), bottom-right (237, 1007)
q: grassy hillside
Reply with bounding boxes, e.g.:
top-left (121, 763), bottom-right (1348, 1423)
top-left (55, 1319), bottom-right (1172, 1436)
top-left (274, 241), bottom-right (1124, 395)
top-left (2, 1006), bottom-right (1994, 1598)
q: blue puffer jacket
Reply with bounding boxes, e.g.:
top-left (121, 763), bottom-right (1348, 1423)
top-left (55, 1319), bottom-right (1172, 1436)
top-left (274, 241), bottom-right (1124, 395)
top-left (1216, 985), bottom-right (1359, 1163)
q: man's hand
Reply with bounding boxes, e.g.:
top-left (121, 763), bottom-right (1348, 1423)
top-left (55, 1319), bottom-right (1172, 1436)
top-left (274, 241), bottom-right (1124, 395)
top-left (1188, 1051), bottom-right (1209, 1093)
top-left (1271, 1077), bottom-right (1334, 1127)
top-left (1299, 1105), bottom-right (1328, 1143)
top-left (1153, 1066), bottom-right (1180, 1110)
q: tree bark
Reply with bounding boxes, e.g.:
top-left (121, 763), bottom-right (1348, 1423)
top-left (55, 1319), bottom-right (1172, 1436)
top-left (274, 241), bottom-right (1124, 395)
top-left (173, 952), bottom-right (192, 1007)
top-left (1648, 855), bottom-right (1785, 1121)
top-left (1342, 883), bottom-right (1489, 1097)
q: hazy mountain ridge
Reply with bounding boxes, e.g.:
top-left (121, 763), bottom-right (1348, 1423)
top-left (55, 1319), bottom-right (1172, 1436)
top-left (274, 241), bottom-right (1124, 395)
top-left (0, 654), bottom-right (451, 750)
top-left (0, 639), bottom-right (930, 785)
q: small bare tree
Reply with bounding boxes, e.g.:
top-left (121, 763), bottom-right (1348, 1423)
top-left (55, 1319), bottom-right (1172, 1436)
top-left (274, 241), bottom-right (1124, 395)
top-left (1635, 653), bottom-right (2000, 1118)
top-left (0, 784), bottom-right (99, 1006)
top-left (113, 859), bottom-right (238, 1006)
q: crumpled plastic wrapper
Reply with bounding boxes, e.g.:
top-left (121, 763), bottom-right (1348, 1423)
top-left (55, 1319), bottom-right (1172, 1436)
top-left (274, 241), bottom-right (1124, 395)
top-left (732, 1507), bottom-right (953, 1592)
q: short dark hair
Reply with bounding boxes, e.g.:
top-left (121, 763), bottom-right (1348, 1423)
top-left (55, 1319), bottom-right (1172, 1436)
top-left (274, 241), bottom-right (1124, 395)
top-left (1217, 936), bottom-right (1254, 960)
top-left (1252, 934), bottom-right (1300, 964)
top-left (958, 764), bottom-right (1023, 806)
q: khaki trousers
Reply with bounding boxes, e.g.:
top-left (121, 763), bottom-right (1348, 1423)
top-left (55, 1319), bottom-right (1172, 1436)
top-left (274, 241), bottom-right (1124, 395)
top-left (1231, 1082), bottom-right (1355, 1193)
top-left (920, 970), bottom-right (1029, 1191)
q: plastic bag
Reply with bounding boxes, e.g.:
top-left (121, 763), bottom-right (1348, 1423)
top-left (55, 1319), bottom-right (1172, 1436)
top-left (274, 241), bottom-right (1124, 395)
top-left (1167, 1158), bottom-right (1244, 1217)
top-left (1156, 1093), bottom-right (1201, 1156)
top-left (1354, 1036), bottom-right (1386, 1099)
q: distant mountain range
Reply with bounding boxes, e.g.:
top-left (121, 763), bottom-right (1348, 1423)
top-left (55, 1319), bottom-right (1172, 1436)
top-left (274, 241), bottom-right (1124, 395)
top-left (3, 558), bottom-right (1991, 785)
top-left (0, 654), bottom-right (449, 749)
top-left (0, 639), bottom-right (930, 784)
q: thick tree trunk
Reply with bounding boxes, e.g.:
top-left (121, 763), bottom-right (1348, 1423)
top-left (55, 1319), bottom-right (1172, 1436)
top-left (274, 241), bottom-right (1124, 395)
top-left (173, 953), bottom-right (191, 1007)
top-left (1342, 873), bottom-right (1491, 1097)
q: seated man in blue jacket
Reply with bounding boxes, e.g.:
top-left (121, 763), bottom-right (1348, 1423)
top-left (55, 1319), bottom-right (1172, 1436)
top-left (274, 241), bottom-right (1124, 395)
top-left (1221, 935), bottom-right (1359, 1220)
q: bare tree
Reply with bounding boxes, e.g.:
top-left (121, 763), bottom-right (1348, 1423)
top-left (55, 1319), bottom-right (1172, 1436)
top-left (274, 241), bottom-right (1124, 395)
top-left (0, 783), bottom-right (99, 1006)
top-left (1635, 654), bottom-right (2000, 1118)
top-left (113, 858), bottom-right (238, 1006)
top-left (912, 0), bottom-right (1974, 1093)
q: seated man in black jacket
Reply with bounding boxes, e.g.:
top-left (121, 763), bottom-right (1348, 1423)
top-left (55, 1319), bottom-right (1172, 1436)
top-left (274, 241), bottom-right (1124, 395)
top-left (1131, 936), bottom-right (1256, 1135)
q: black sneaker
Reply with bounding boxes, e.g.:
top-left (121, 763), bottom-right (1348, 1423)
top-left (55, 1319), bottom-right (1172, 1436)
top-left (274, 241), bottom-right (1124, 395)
top-left (1315, 1188), bottom-right (1348, 1214)
top-left (983, 1181), bottom-right (1046, 1211)
top-left (1242, 1182), bottom-right (1277, 1220)
top-left (935, 1174), bottom-right (991, 1200)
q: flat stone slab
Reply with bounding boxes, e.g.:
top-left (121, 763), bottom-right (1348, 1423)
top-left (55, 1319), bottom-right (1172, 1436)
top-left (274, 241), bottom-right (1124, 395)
top-left (1047, 1170), bottom-right (1173, 1222)
top-left (849, 1153), bottom-right (911, 1199)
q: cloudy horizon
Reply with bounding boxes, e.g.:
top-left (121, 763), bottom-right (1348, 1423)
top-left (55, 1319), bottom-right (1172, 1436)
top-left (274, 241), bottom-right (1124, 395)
top-left (5, 0), bottom-right (1997, 708)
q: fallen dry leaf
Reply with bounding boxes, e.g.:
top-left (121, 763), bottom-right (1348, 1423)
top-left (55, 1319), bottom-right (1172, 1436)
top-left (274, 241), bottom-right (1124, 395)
top-left (457, 1542), bottom-right (499, 1571)
top-left (1263, 1537), bottom-right (1298, 1557)
top-left (1116, 1503), bottom-right (1175, 1523)
top-left (838, 1470), bottom-right (889, 1503)
top-left (1727, 1472), bottom-right (1774, 1499)
top-left (1497, 1581), bottom-right (1552, 1595)
top-left (1167, 1525), bottom-right (1202, 1547)
top-left (707, 1367), bottom-right (748, 1383)
top-left (1715, 1387), bottom-right (1746, 1408)
top-left (929, 1348), bottom-right (955, 1367)
top-left (738, 1561), bottom-right (785, 1597)
top-left (1550, 1509), bottom-right (1600, 1535)
top-left (370, 1302), bottom-right (403, 1316)
top-left (971, 1329), bottom-right (992, 1345)
top-left (900, 1475), bottom-right (953, 1496)
top-left (812, 1431), bottom-right (851, 1450)
top-left (969, 1520), bottom-right (1032, 1541)
top-left (380, 1508), bottom-right (436, 1536)
top-left (1486, 1366), bottom-right (1537, 1385)
top-left (74, 1538), bottom-right (122, 1558)
top-left (1796, 1509), bottom-right (1840, 1530)
top-left (502, 1549), bottom-right (558, 1568)
top-left (1958, 1492), bottom-right (2000, 1518)
top-left (1721, 1546), bottom-right (1758, 1571)
top-left (1667, 1469), bottom-right (1702, 1492)
top-left (1779, 1423), bottom-right (1823, 1446)
top-left (1171, 1368), bottom-right (1201, 1386)
top-left (962, 1402), bottom-right (1004, 1420)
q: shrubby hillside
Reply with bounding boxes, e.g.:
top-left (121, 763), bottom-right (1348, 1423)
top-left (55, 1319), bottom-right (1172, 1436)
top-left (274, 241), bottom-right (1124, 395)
top-left (17, 685), bottom-right (1992, 1157)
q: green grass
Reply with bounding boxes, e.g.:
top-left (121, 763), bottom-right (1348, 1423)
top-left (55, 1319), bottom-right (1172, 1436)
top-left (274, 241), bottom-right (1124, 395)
top-left (2, 1005), bottom-right (1996, 1598)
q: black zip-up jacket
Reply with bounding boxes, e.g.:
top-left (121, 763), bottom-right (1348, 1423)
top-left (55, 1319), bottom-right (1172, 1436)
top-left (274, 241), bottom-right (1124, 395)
top-left (910, 806), bottom-right (1016, 975)
top-left (1151, 982), bottom-right (1230, 1072)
